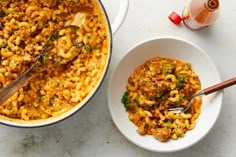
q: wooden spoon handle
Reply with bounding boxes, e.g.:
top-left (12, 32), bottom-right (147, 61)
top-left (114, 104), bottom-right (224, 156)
top-left (203, 77), bottom-right (236, 95)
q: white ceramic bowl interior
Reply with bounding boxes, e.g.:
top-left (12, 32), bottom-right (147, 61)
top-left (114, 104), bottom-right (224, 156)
top-left (108, 37), bottom-right (223, 152)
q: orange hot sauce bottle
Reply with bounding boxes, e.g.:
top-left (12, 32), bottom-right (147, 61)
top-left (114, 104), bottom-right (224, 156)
top-left (182, 0), bottom-right (220, 30)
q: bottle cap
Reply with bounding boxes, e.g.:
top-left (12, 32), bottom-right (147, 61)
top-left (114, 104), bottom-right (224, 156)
top-left (168, 12), bottom-right (182, 25)
top-left (207, 0), bottom-right (219, 10)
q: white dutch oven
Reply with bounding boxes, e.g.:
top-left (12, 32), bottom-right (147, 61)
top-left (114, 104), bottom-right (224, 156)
top-left (0, 0), bottom-right (129, 128)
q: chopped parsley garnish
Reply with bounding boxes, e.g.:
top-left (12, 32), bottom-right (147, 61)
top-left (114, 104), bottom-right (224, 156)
top-left (157, 87), bottom-right (162, 91)
top-left (121, 91), bottom-right (130, 111)
top-left (50, 97), bottom-right (56, 103)
top-left (160, 60), bottom-right (176, 74)
top-left (0, 10), bottom-right (6, 17)
top-left (42, 56), bottom-right (49, 64)
top-left (177, 96), bottom-right (183, 105)
top-left (161, 96), bottom-right (166, 101)
top-left (94, 45), bottom-right (99, 50)
top-left (6, 45), bottom-right (12, 51)
top-left (167, 119), bottom-right (172, 129)
top-left (134, 98), bottom-right (140, 105)
top-left (177, 75), bottom-right (185, 83)
top-left (85, 45), bottom-right (92, 53)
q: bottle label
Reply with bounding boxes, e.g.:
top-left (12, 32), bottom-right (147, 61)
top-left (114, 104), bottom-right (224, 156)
top-left (182, 6), bottom-right (208, 31)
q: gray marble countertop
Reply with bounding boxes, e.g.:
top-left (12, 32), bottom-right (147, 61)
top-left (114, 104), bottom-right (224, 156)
top-left (1, 0), bottom-right (236, 157)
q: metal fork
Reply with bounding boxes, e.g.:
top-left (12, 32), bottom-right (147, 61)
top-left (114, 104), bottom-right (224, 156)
top-left (168, 77), bottom-right (236, 113)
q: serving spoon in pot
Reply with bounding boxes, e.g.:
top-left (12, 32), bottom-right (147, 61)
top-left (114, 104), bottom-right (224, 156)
top-left (0, 25), bottom-right (83, 104)
top-left (168, 77), bottom-right (236, 114)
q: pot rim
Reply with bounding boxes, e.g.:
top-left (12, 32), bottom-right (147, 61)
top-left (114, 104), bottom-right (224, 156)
top-left (0, 0), bottom-right (113, 128)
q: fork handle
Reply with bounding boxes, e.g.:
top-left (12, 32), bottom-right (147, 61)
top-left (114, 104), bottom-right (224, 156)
top-left (203, 77), bottom-right (236, 95)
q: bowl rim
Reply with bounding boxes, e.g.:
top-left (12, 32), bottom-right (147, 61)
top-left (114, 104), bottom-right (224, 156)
top-left (107, 36), bottom-right (223, 152)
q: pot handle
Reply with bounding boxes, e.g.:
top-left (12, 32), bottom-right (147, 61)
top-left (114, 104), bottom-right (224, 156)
top-left (111, 0), bottom-right (129, 34)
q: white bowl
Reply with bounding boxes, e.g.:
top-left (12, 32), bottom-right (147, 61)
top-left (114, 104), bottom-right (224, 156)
top-left (108, 37), bottom-right (223, 152)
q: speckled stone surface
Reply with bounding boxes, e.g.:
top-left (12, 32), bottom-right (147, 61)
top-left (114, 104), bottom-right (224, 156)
top-left (1, 0), bottom-right (236, 157)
